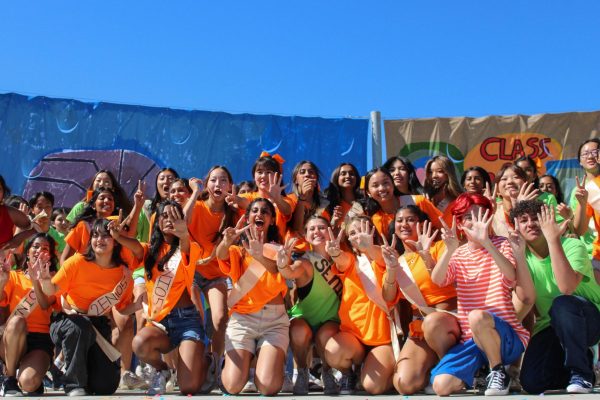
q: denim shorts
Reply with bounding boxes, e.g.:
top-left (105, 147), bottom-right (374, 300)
top-left (192, 271), bottom-right (229, 292)
top-left (161, 306), bottom-right (207, 349)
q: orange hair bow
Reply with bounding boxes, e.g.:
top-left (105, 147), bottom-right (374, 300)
top-left (259, 151), bottom-right (285, 166)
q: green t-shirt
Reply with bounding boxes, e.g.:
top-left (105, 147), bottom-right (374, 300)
top-left (48, 226), bottom-right (66, 254)
top-left (526, 237), bottom-right (600, 335)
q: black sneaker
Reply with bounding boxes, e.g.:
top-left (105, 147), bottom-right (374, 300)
top-left (0, 376), bottom-right (23, 397)
top-left (484, 367), bottom-right (511, 396)
top-left (25, 383), bottom-right (44, 396)
top-left (339, 370), bottom-right (357, 395)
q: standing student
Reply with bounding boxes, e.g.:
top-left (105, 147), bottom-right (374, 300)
top-left (423, 155), bottom-right (463, 213)
top-left (276, 216), bottom-right (342, 395)
top-left (513, 201), bottom-right (600, 394)
top-left (38, 219), bottom-right (139, 396)
top-left (0, 234), bottom-right (58, 396)
top-left (216, 198), bottom-right (289, 396)
top-left (383, 156), bottom-right (424, 195)
top-left (323, 216), bottom-right (400, 395)
top-left (380, 206), bottom-right (459, 395)
top-left (429, 193), bottom-right (531, 396)
top-left (130, 200), bottom-right (211, 396)
top-left (324, 163), bottom-right (363, 229)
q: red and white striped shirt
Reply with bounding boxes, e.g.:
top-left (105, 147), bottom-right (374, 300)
top-left (443, 236), bottom-right (529, 347)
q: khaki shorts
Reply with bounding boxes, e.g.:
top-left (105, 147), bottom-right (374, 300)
top-left (225, 304), bottom-right (290, 354)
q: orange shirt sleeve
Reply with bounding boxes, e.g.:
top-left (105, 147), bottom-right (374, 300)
top-left (415, 196), bottom-right (446, 230)
top-left (65, 221), bottom-right (89, 254)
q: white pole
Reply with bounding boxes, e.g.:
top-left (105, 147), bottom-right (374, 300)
top-left (370, 110), bottom-right (382, 167)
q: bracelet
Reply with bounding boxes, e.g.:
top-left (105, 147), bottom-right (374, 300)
top-left (330, 252), bottom-right (341, 258)
top-left (277, 264), bottom-right (289, 271)
top-left (383, 279), bottom-right (397, 286)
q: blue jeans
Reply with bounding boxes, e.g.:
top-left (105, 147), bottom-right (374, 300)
top-left (520, 295), bottom-right (600, 393)
top-left (162, 306), bottom-right (207, 349)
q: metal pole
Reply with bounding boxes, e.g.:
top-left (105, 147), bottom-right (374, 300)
top-left (370, 110), bottom-right (382, 167)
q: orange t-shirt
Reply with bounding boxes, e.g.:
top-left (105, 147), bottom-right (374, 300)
top-left (371, 195), bottom-right (446, 237)
top-left (0, 271), bottom-right (56, 333)
top-left (240, 192), bottom-right (295, 240)
top-left (218, 245), bottom-right (287, 315)
top-left (188, 200), bottom-right (243, 280)
top-left (333, 255), bottom-right (400, 346)
top-left (65, 216), bottom-right (119, 254)
top-left (143, 241), bottom-right (201, 323)
top-left (391, 241), bottom-right (456, 306)
top-left (52, 253), bottom-right (133, 313)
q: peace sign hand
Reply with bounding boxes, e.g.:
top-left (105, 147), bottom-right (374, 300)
top-left (574, 175), bottom-right (588, 205)
top-left (439, 216), bottom-right (460, 251)
top-left (29, 252), bottom-right (51, 281)
top-left (222, 216), bottom-right (251, 246)
top-left (276, 237), bottom-right (298, 269)
top-left (380, 234), bottom-right (400, 268)
top-left (325, 227), bottom-right (344, 258)
top-left (0, 251), bottom-right (11, 286)
top-left (405, 220), bottom-right (438, 253)
top-left (483, 182), bottom-right (498, 212)
top-left (108, 209), bottom-right (127, 240)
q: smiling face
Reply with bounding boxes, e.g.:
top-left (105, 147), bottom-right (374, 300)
top-left (254, 166), bottom-right (276, 192)
top-left (579, 141), bottom-right (600, 172)
top-left (91, 228), bottom-right (115, 256)
top-left (33, 195), bottom-right (53, 217)
top-left (498, 168), bottom-right (525, 198)
top-left (207, 168), bottom-right (232, 201)
top-left (157, 170), bottom-right (176, 200)
top-left (304, 217), bottom-right (330, 246)
top-left (463, 170), bottom-right (485, 194)
top-left (394, 208), bottom-right (420, 242)
top-left (93, 172), bottom-right (113, 190)
top-left (388, 160), bottom-right (409, 193)
top-left (169, 181), bottom-right (191, 206)
top-left (367, 171), bottom-right (395, 204)
top-left (538, 176), bottom-right (557, 196)
top-left (93, 191), bottom-right (115, 218)
top-left (247, 200), bottom-right (274, 233)
top-left (429, 161), bottom-right (449, 190)
top-left (53, 212), bottom-right (69, 234)
top-left (27, 237), bottom-right (50, 265)
top-left (515, 212), bottom-right (542, 242)
top-left (337, 165), bottom-right (357, 190)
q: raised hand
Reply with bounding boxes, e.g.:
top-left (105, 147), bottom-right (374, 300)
top-left (243, 224), bottom-right (264, 258)
top-left (108, 209), bottom-right (126, 240)
top-left (380, 234), bottom-right (400, 268)
top-left (134, 180), bottom-right (147, 208)
top-left (330, 205), bottom-right (344, 227)
top-left (574, 175), bottom-right (588, 205)
top-left (163, 206), bottom-right (189, 239)
top-left (556, 203), bottom-right (573, 220)
top-left (0, 252), bottom-right (11, 286)
top-left (507, 218), bottom-right (526, 257)
top-left (405, 220), bottom-right (439, 252)
top-left (325, 227), bottom-right (344, 257)
top-left (461, 207), bottom-right (493, 245)
top-left (222, 216), bottom-right (250, 246)
top-left (439, 216), bottom-right (459, 251)
top-left (483, 182), bottom-right (498, 212)
top-left (352, 219), bottom-right (376, 252)
top-left (267, 172), bottom-right (286, 201)
top-left (29, 252), bottom-right (51, 281)
top-left (276, 237), bottom-right (297, 269)
top-left (537, 204), bottom-right (569, 241)
top-left (189, 177), bottom-right (203, 193)
top-left (515, 181), bottom-right (540, 204)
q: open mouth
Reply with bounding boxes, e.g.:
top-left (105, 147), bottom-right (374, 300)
top-left (214, 188), bottom-right (223, 196)
top-left (254, 219), bottom-right (265, 228)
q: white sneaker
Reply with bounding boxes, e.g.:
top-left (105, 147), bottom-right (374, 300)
top-left (566, 374), bottom-right (593, 394)
top-left (241, 375), bottom-right (257, 393)
top-left (165, 369), bottom-right (177, 392)
top-left (120, 371), bottom-right (148, 390)
top-left (484, 368), bottom-right (511, 396)
top-left (147, 369), bottom-right (170, 395)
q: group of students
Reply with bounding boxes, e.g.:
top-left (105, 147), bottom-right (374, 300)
top-left (0, 141), bottom-right (599, 397)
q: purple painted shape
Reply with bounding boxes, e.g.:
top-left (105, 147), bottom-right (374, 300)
top-left (22, 150), bottom-right (160, 208)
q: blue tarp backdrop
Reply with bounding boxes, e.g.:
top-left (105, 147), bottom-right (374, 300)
top-left (0, 93), bottom-right (369, 207)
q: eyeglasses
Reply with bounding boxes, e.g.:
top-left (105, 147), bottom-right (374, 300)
top-left (580, 149), bottom-right (600, 159)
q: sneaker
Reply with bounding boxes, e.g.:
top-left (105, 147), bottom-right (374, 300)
top-left (321, 368), bottom-right (339, 395)
top-left (0, 376), bottom-right (22, 397)
top-left (198, 353), bottom-right (218, 394)
top-left (165, 369), bottom-right (177, 392)
top-left (423, 384), bottom-right (436, 395)
top-left (339, 370), bottom-right (357, 395)
top-left (66, 387), bottom-right (87, 396)
top-left (147, 369), bottom-right (170, 396)
top-left (25, 383), bottom-right (44, 396)
top-left (120, 370), bottom-right (148, 390)
top-left (308, 372), bottom-right (323, 392)
top-left (281, 373), bottom-right (294, 393)
top-left (566, 374), bottom-right (593, 394)
top-left (293, 368), bottom-right (309, 395)
top-left (241, 378), bottom-right (257, 393)
top-left (484, 368), bottom-right (511, 396)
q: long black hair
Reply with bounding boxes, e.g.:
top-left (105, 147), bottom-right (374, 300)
top-left (70, 187), bottom-right (117, 229)
top-left (83, 219), bottom-right (126, 267)
top-left (145, 200), bottom-right (183, 280)
top-left (363, 167), bottom-right (401, 216)
top-left (325, 162), bottom-right (363, 216)
top-left (21, 233), bottom-right (59, 273)
top-left (85, 170), bottom-right (132, 215)
top-left (149, 168), bottom-right (180, 215)
top-left (244, 198), bottom-right (281, 245)
top-left (199, 166), bottom-right (237, 244)
top-left (382, 156), bottom-right (424, 195)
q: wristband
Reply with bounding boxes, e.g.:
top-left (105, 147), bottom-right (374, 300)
top-left (330, 252), bottom-right (341, 258)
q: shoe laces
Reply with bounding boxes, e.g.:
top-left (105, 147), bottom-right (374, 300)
top-left (486, 370), bottom-right (506, 389)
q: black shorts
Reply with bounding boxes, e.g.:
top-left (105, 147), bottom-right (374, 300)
top-left (27, 332), bottom-right (54, 358)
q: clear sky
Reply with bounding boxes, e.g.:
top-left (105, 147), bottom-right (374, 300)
top-left (1, 1), bottom-right (599, 120)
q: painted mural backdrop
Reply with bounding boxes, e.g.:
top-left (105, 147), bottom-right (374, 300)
top-left (384, 111), bottom-right (600, 198)
top-left (0, 93), bottom-right (368, 207)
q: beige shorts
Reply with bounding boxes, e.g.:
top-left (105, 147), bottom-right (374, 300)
top-left (225, 304), bottom-right (290, 354)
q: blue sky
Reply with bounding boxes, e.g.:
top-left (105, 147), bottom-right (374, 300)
top-left (1, 1), bottom-right (599, 120)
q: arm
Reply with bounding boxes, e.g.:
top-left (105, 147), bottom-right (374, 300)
top-left (268, 173), bottom-right (292, 216)
top-left (380, 237), bottom-right (400, 302)
top-left (6, 206), bottom-right (31, 229)
top-left (60, 243), bottom-right (75, 266)
top-left (183, 178), bottom-right (203, 225)
top-left (572, 175), bottom-right (590, 236)
top-left (430, 217), bottom-right (459, 286)
top-left (507, 226), bottom-right (536, 305)
top-left (32, 280), bottom-right (55, 310)
top-left (216, 217), bottom-right (250, 261)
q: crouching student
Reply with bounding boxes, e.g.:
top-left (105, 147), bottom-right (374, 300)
top-left (38, 219), bottom-right (140, 396)
top-left (429, 193), bottom-right (532, 396)
top-left (512, 201), bottom-right (600, 394)
top-left (0, 234), bottom-right (58, 396)
top-left (130, 200), bottom-right (210, 396)
top-left (216, 198), bottom-right (290, 396)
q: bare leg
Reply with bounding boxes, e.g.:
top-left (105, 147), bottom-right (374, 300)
top-left (133, 284), bottom-right (147, 335)
top-left (393, 338), bottom-right (438, 394)
top-left (469, 310), bottom-right (501, 368)
top-left (423, 312), bottom-right (460, 359)
top-left (177, 340), bottom-right (206, 395)
top-left (3, 316), bottom-right (27, 377)
top-left (132, 326), bottom-right (171, 371)
top-left (221, 349), bottom-right (253, 394)
top-left (254, 344), bottom-right (286, 396)
top-left (324, 331), bottom-right (366, 373)
top-left (112, 309), bottom-right (134, 374)
top-left (289, 318), bottom-right (312, 369)
top-left (17, 349), bottom-right (51, 392)
top-left (432, 373), bottom-right (464, 396)
top-left (315, 321), bottom-right (339, 371)
top-left (361, 344), bottom-right (396, 395)
top-left (205, 282), bottom-right (228, 356)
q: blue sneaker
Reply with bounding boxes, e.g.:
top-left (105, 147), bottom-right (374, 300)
top-left (566, 374), bottom-right (593, 394)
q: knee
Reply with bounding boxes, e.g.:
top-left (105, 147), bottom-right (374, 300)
top-left (519, 371), bottom-right (543, 395)
top-left (549, 295), bottom-right (578, 322)
top-left (212, 311), bottom-right (228, 331)
top-left (131, 333), bottom-right (148, 356)
top-left (323, 340), bottom-right (342, 366)
top-left (18, 369), bottom-right (42, 393)
top-left (256, 381), bottom-right (282, 396)
top-left (179, 379), bottom-right (201, 396)
top-left (290, 324), bottom-right (311, 348)
top-left (468, 310), bottom-right (492, 334)
top-left (432, 375), bottom-right (461, 396)
top-left (4, 316), bottom-right (27, 336)
top-left (362, 379), bottom-right (388, 395)
top-left (396, 374), bottom-right (424, 395)
top-left (423, 312), bottom-right (459, 335)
